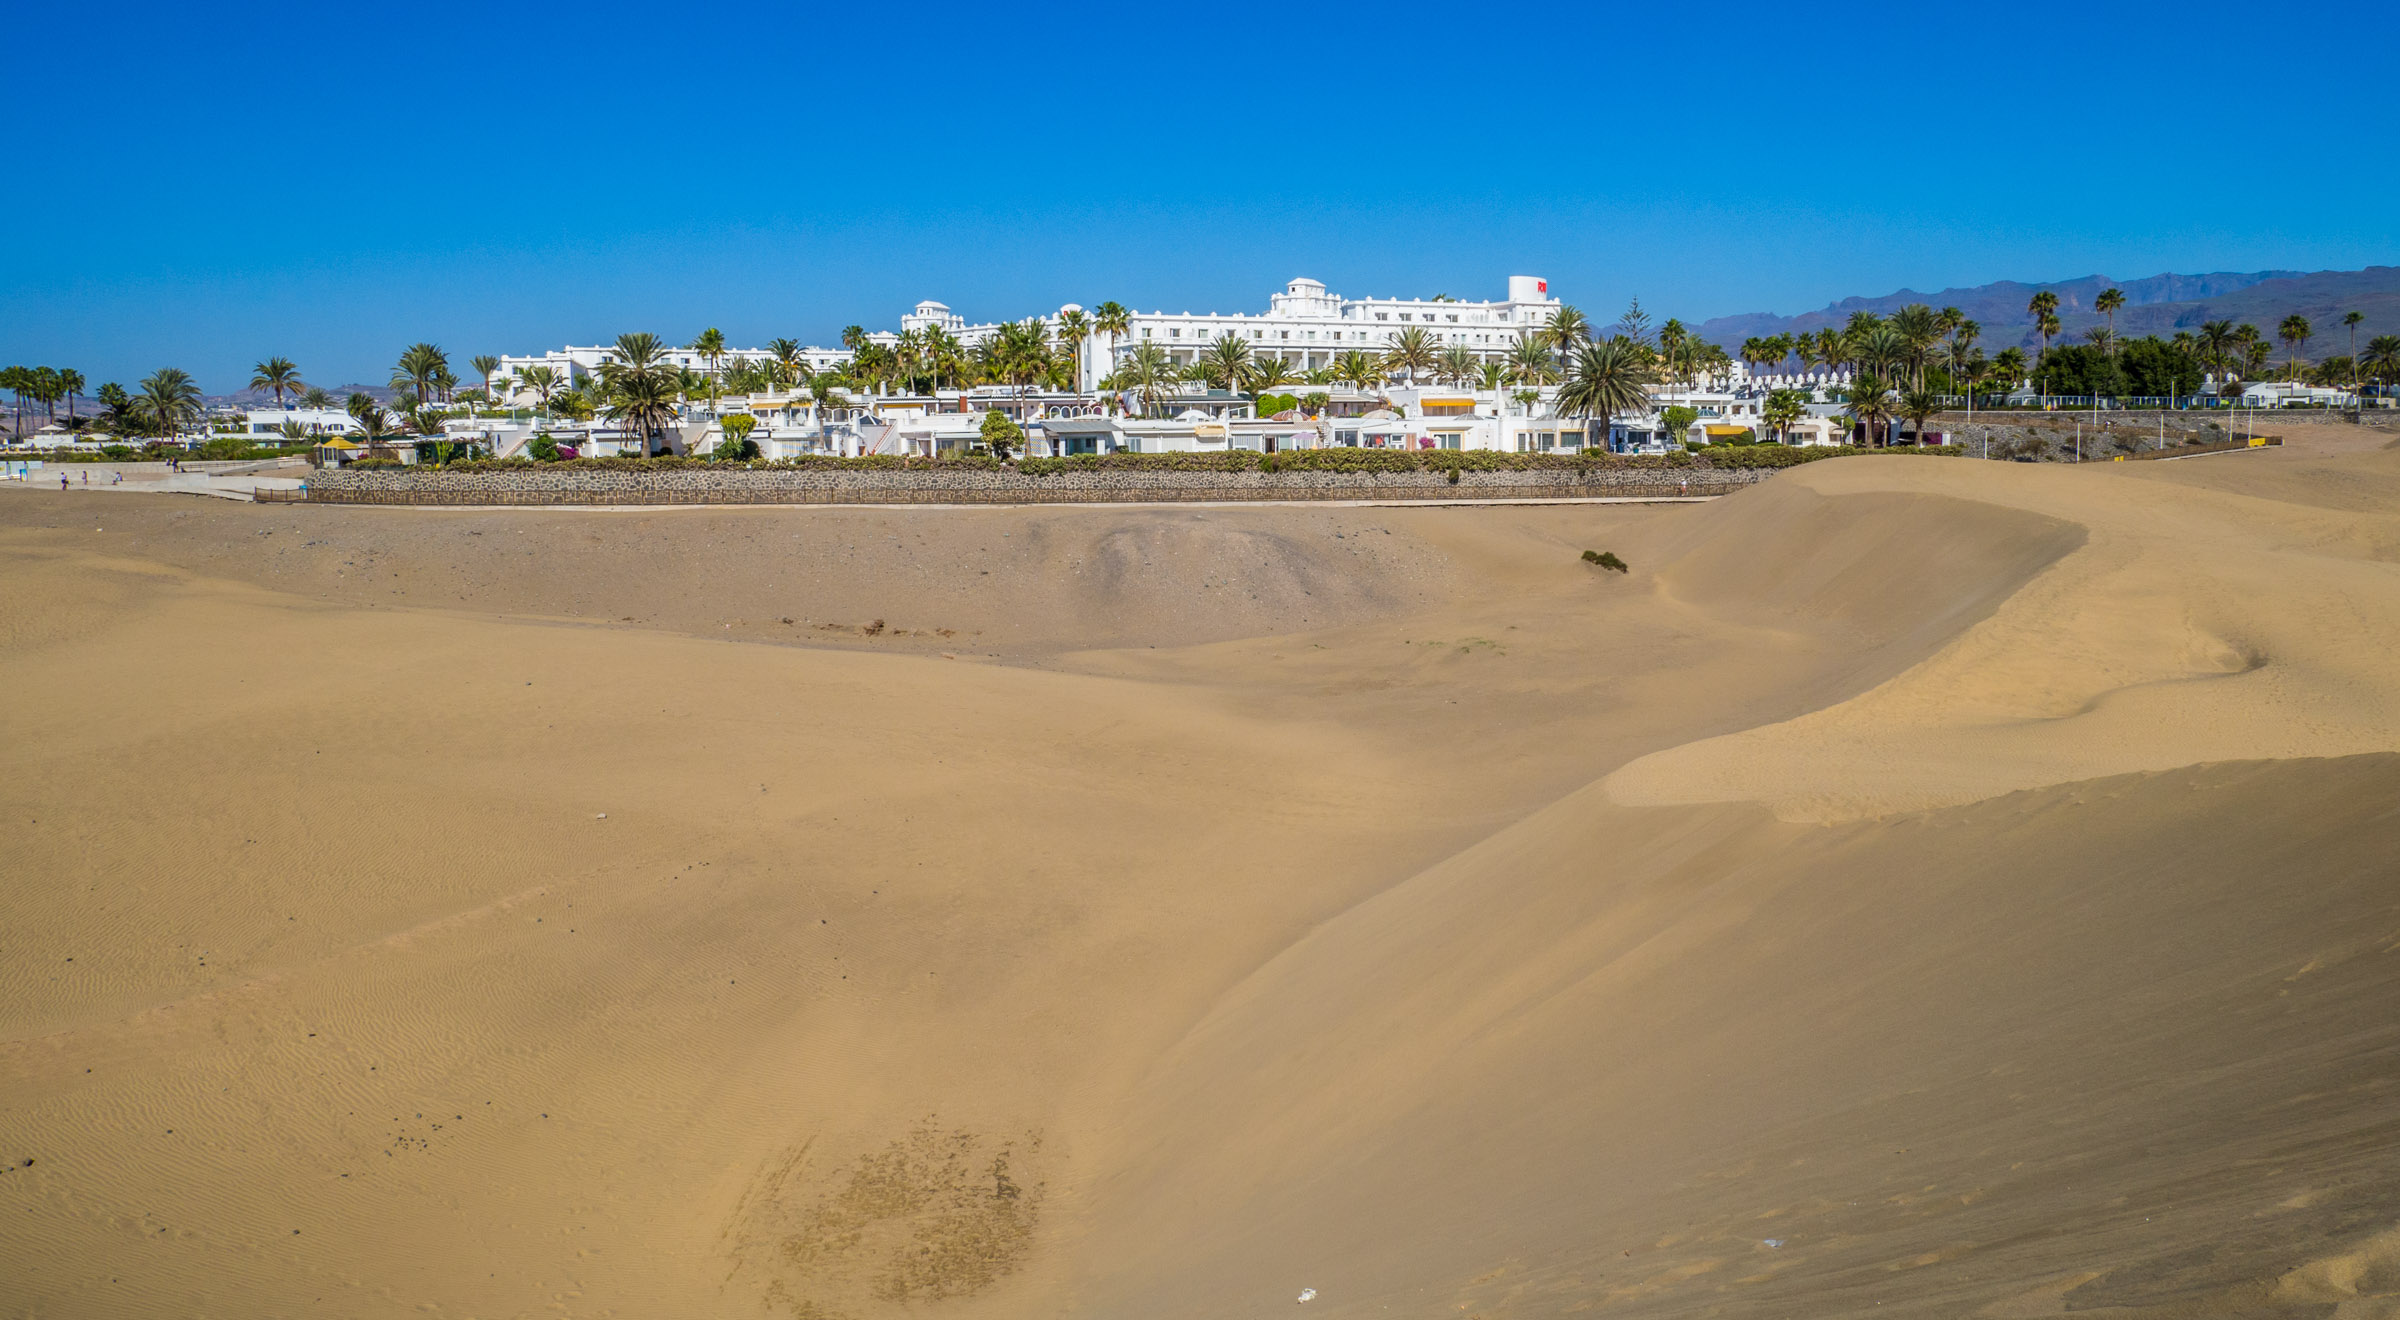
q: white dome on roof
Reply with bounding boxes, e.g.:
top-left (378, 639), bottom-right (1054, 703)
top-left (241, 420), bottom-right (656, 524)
top-left (1058, 302), bottom-right (1084, 314)
top-left (1286, 277), bottom-right (1325, 292)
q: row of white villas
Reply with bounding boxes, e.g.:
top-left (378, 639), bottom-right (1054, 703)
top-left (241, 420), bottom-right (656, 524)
top-left (264, 377), bottom-right (1830, 461)
top-left (196, 277), bottom-right (1913, 459)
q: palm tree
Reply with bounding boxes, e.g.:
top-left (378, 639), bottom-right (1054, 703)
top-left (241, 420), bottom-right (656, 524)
top-left (1505, 332), bottom-right (1558, 389)
top-left (1845, 372), bottom-right (1893, 447)
top-left (1761, 388), bottom-right (1806, 444)
top-left (393, 343), bottom-right (448, 410)
top-left (2027, 290), bottom-right (2060, 398)
top-left (1554, 338), bottom-right (1658, 451)
top-left (518, 366), bottom-right (560, 414)
top-left (1944, 319), bottom-right (1982, 402)
top-left (1333, 349), bottom-right (1383, 394)
top-left (989, 320), bottom-right (1053, 399)
top-left (1544, 305), bottom-right (1590, 352)
top-left (2195, 320), bottom-right (2238, 396)
top-left (31, 367), bottom-right (61, 424)
top-left (352, 401), bottom-right (396, 446)
top-left (1092, 302), bottom-right (1131, 386)
top-left (2085, 326), bottom-right (2116, 356)
top-left (1121, 341), bottom-right (1177, 417)
top-left (685, 329), bottom-right (725, 416)
top-left (138, 368), bottom-right (204, 442)
top-left (59, 368), bottom-right (84, 422)
top-left (1382, 326), bottom-right (1438, 385)
top-left (251, 356), bottom-right (304, 407)
top-left (1476, 360), bottom-right (1510, 391)
top-left (599, 333), bottom-right (679, 454)
top-left (1, 366), bottom-right (26, 438)
top-left (1889, 303), bottom-right (1942, 390)
top-left (2279, 315), bottom-right (2313, 379)
top-left (602, 363), bottom-right (680, 455)
top-left (2363, 335), bottom-right (2400, 397)
top-left (1855, 324), bottom-right (1908, 384)
top-left (469, 355), bottom-right (501, 408)
top-left (1814, 327), bottom-right (1850, 379)
top-left (2094, 287), bottom-right (2125, 341)
top-left (1054, 308), bottom-right (1092, 395)
top-left (1898, 386), bottom-right (1943, 446)
top-left (1247, 356), bottom-right (1301, 396)
top-left (1436, 343), bottom-right (1480, 388)
top-left (1199, 333), bottom-right (1254, 395)
top-left (301, 385), bottom-right (332, 409)
top-left (1993, 347), bottom-right (2027, 394)
top-left (2342, 311), bottom-right (2365, 391)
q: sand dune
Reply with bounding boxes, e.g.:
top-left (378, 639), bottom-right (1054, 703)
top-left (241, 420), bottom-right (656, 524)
top-left (3, 424), bottom-right (2397, 1319)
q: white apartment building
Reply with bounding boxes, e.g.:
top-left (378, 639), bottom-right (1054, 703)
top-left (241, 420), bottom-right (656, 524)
top-left (481, 276), bottom-right (1571, 402)
top-left (1091, 275), bottom-right (1563, 389)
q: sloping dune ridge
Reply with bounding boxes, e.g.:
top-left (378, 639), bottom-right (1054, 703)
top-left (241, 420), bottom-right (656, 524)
top-left (3, 424), bottom-right (2398, 1319)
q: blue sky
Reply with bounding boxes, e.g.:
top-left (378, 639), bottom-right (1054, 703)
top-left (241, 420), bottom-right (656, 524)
top-left (7, 0), bottom-right (2392, 392)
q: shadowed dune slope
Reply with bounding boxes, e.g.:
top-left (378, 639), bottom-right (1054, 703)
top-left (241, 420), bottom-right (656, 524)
top-left (3, 427), bottom-right (2397, 1319)
top-left (1072, 756), bottom-right (2400, 1320)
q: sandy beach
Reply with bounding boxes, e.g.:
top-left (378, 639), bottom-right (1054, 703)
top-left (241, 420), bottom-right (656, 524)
top-left (4, 423), bottom-right (2399, 1319)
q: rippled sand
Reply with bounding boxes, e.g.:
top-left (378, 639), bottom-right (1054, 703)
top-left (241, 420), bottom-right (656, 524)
top-left (5, 424), bottom-right (2399, 1319)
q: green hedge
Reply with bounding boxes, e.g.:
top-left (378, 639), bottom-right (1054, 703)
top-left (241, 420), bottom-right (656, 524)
top-left (337, 447), bottom-right (1963, 477)
top-left (1013, 450), bottom-right (1701, 476)
top-left (1700, 444), bottom-right (1964, 468)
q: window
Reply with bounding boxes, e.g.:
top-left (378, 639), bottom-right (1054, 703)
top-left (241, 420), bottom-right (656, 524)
top-left (1170, 329), bottom-right (1180, 338)
top-left (1280, 331), bottom-right (1290, 340)
top-left (1375, 313), bottom-right (1389, 322)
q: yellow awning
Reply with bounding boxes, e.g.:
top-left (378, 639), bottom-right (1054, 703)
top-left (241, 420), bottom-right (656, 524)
top-left (320, 438), bottom-right (361, 450)
top-left (1195, 424), bottom-right (1228, 438)
top-left (1704, 424), bottom-right (1750, 436)
top-left (1420, 398), bottom-right (1474, 408)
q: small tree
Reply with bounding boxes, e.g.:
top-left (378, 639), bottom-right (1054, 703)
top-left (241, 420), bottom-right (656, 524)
top-left (1300, 391), bottom-right (1329, 418)
top-left (1660, 404), bottom-right (1699, 448)
top-left (714, 413), bottom-right (758, 460)
top-left (979, 409), bottom-right (1025, 459)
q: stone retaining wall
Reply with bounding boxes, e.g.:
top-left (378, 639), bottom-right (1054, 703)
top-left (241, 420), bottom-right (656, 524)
top-left (1927, 407), bottom-right (2398, 460)
top-left (299, 464), bottom-right (1772, 506)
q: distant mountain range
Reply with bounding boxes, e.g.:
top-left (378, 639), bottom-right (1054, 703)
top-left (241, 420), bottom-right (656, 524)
top-left (204, 383), bottom-right (394, 408)
top-left (1696, 266), bottom-right (2400, 360)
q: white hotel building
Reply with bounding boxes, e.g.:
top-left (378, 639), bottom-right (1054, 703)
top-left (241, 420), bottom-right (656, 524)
top-left (486, 275), bottom-right (1566, 403)
top-left (901, 275), bottom-right (1563, 391)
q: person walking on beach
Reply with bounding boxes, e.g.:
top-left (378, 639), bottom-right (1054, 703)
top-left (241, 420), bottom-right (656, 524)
top-left (61, 473), bottom-right (70, 491)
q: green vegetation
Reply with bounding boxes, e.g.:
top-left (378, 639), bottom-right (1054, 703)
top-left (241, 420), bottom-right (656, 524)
top-left (978, 410), bottom-right (1026, 459)
top-left (1581, 550), bottom-right (1628, 573)
top-left (714, 414), bottom-right (759, 460)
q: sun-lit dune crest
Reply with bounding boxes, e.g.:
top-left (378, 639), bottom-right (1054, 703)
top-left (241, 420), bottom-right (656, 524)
top-left (1606, 426), bottom-right (2400, 821)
